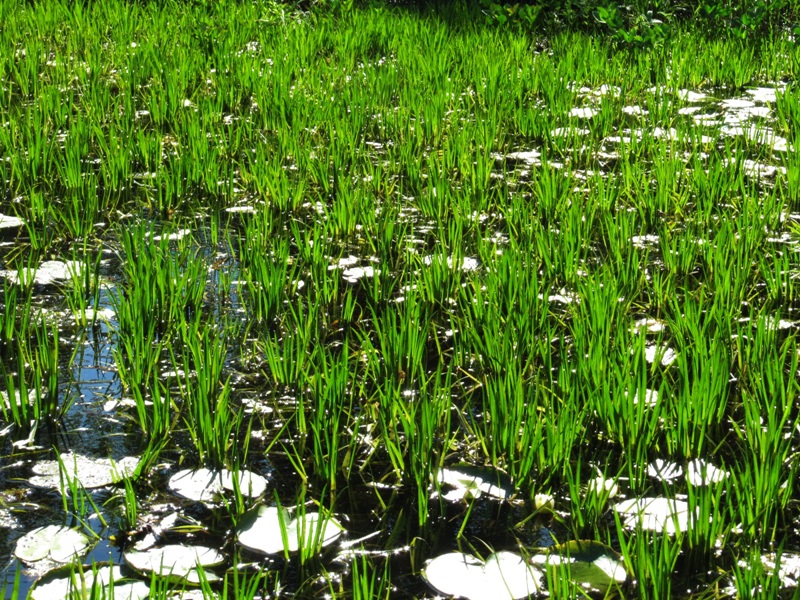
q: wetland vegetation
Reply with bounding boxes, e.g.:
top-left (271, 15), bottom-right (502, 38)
top-left (1, 0), bottom-right (800, 597)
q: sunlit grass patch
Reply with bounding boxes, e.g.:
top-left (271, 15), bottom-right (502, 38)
top-left (1, 0), bottom-right (800, 597)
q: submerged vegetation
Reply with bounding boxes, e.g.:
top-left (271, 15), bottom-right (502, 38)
top-left (1, 0), bottom-right (800, 597)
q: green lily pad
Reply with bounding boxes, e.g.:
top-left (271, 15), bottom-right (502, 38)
top-left (423, 551), bottom-right (544, 600)
top-left (435, 465), bottom-right (514, 502)
top-left (31, 565), bottom-right (149, 600)
top-left (124, 544), bottom-right (225, 584)
top-left (15, 525), bottom-right (91, 565)
top-left (530, 540), bottom-right (626, 595)
top-left (236, 505), bottom-right (344, 555)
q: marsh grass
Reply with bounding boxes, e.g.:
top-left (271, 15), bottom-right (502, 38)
top-left (2, 0), bottom-right (800, 597)
top-left (56, 452), bottom-right (107, 536)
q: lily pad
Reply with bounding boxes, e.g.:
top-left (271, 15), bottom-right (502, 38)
top-left (236, 505), bottom-right (344, 555)
top-left (0, 388), bottom-right (39, 412)
top-left (423, 551), bottom-right (543, 600)
top-left (168, 468), bottom-right (268, 502)
top-left (0, 214), bottom-right (25, 230)
top-left (648, 459), bottom-right (728, 486)
top-left (124, 544), bottom-right (225, 584)
top-left (686, 459), bottom-right (729, 486)
top-left (530, 540), bottom-right (626, 595)
top-left (647, 459), bottom-right (684, 482)
top-left (435, 465), bottom-right (513, 502)
top-left (614, 497), bottom-right (696, 534)
top-left (15, 525), bottom-right (91, 565)
top-left (29, 452), bottom-right (140, 489)
top-left (644, 344), bottom-right (677, 366)
top-left (32, 565), bottom-right (149, 600)
top-left (0, 260), bottom-right (83, 286)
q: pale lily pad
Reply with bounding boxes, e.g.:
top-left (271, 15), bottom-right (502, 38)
top-left (168, 468), bottom-right (268, 502)
top-left (0, 214), bottom-right (25, 230)
top-left (150, 228), bottom-right (191, 242)
top-left (422, 255), bottom-right (479, 272)
top-left (686, 459), bottom-right (729, 486)
top-left (614, 497), bottom-right (696, 533)
top-left (755, 551), bottom-right (800, 588)
top-left (0, 388), bottom-right (39, 412)
top-left (32, 565), bottom-right (149, 600)
top-left (342, 265), bottom-right (376, 283)
top-left (648, 459), bottom-right (728, 486)
top-left (434, 465), bottom-right (513, 502)
top-left (500, 150), bottom-right (541, 165)
top-left (630, 388), bottom-right (659, 407)
top-left (648, 459), bottom-right (684, 482)
top-left (0, 260), bottom-right (83, 286)
top-left (29, 452), bottom-right (140, 489)
top-left (15, 525), bottom-right (91, 565)
top-left (236, 505), bottom-right (344, 555)
top-left (569, 107), bottom-right (598, 119)
top-left (124, 544), bottom-right (224, 584)
top-left (644, 344), bottom-right (677, 366)
top-left (423, 551), bottom-right (543, 600)
top-left (530, 540), bottom-right (626, 595)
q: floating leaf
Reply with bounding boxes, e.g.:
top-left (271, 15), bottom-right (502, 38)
top-left (423, 551), bottom-right (543, 600)
top-left (29, 452), bottom-right (139, 489)
top-left (569, 107), bottom-right (598, 119)
top-left (648, 459), bottom-right (684, 482)
top-left (434, 465), bottom-right (513, 502)
top-left (236, 505), bottom-right (344, 555)
top-left (614, 497), bottom-right (696, 533)
top-left (531, 540), bottom-right (626, 595)
top-left (753, 551), bottom-right (800, 588)
top-left (168, 468), bottom-right (268, 502)
top-left (0, 260), bottom-right (83, 286)
top-left (686, 459), bottom-right (729, 486)
top-left (124, 544), bottom-right (225, 584)
top-left (32, 565), bottom-right (149, 600)
top-left (0, 214), bottom-right (25, 230)
top-left (15, 525), bottom-right (91, 565)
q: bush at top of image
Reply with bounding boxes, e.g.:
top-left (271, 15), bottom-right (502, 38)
top-left (299, 0), bottom-right (800, 45)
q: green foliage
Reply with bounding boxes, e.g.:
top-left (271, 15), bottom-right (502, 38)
top-left (469, 0), bottom-right (798, 43)
top-left (3, 0), bottom-right (800, 596)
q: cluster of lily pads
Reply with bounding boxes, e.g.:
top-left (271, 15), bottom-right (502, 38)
top-left (12, 454), bottom-right (344, 598)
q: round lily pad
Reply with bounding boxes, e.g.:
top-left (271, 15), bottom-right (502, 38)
top-left (15, 525), bottom-right (91, 565)
top-left (29, 452), bottom-right (140, 490)
top-left (686, 459), bottom-right (729, 486)
top-left (435, 465), bottom-right (513, 502)
top-left (614, 497), bottom-right (696, 534)
top-left (423, 550), bottom-right (543, 600)
top-left (124, 544), bottom-right (225, 584)
top-left (31, 565), bottom-right (149, 600)
top-left (0, 214), bottom-right (25, 230)
top-left (168, 468), bottom-right (268, 502)
top-left (1, 260), bottom-right (83, 286)
top-left (236, 505), bottom-right (344, 555)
